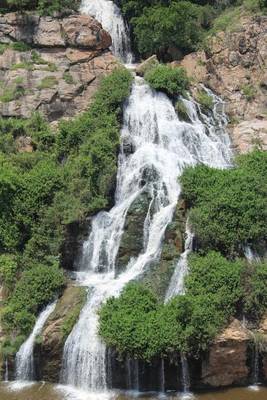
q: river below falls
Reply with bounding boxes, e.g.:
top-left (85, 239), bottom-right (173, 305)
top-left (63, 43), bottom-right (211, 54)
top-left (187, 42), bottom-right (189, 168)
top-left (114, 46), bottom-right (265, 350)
top-left (0, 383), bottom-right (267, 400)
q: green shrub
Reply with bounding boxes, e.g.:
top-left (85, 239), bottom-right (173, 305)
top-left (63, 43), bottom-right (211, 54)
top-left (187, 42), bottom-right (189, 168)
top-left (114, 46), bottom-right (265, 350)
top-left (244, 262), bottom-right (267, 320)
top-left (195, 88), bottom-right (213, 110)
top-left (63, 72), bottom-right (75, 84)
top-left (2, 262), bottom-right (64, 335)
top-left (99, 252), bottom-right (244, 359)
top-left (38, 76), bottom-right (58, 89)
top-left (0, 254), bottom-right (19, 292)
top-left (241, 84), bottom-right (257, 101)
top-left (144, 65), bottom-right (189, 97)
top-left (181, 150), bottom-right (267, 256)
top-left (133, 2), bottom-right (205, 58)
top-left (11, 41), bottom-right (31, 52)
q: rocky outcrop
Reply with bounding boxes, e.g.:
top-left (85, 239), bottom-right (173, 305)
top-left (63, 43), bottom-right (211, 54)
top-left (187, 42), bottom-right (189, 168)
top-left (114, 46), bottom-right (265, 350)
top-left (136, 55), bottom-right (159, 77)
top-left (0, 12), bottom-right (119, 121)
top-left (201, 319), bottom-right (251, 387)
top-left (142, 200), bottom-right (186, 298)
top-left (180, 16), bottom-right (267, 154)
top-left (116, 190), bottom-right (152, 275)
top-left (36, 285), bottom-right (86, 382)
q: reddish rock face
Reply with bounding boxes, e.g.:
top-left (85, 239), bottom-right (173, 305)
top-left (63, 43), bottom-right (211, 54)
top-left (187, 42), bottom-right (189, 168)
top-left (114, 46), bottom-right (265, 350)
top-left (201, 319), bottom-right (251, 387)
top-left (180, 16), bottom-right (267, 154)
top-left (0, 12), bottom-right (118, 122)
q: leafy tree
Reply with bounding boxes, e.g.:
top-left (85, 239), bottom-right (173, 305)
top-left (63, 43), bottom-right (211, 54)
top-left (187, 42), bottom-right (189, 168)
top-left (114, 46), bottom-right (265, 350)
top-left (144, 64), bottom-right (190, 97)
top-left (181, 150), bottom-right (267, 256)
top-left (133, 2), bottom-right (204, 58)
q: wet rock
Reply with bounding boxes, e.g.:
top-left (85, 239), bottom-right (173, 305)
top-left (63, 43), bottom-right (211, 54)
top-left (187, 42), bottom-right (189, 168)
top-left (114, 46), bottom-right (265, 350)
top-left (36, 286), bottom-right (87, 382)
top-left (116, 190), bottom-right (153, 274)
top-left (141, 200), bottom-right (186, 299)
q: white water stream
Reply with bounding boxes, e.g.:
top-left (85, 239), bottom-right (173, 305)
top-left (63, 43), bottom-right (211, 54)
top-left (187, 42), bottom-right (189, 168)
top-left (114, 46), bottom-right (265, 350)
top-left (15, 301), bottom-right (56, 382)
top-left (80, 0), bottom-right (132, 63)
top-left (61, 76), bottom-right (232, 392)
top-left (59, 0), bottom-right (234, 393)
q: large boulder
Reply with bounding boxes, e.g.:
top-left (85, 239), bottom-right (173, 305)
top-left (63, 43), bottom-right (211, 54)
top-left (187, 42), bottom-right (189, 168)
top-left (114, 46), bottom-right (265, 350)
top-left (36, 285), bottom-right (87, 382)
top-left (201, 319), bottom-right (251, 387)
top-left (0, 12), bottom-right (119, 121)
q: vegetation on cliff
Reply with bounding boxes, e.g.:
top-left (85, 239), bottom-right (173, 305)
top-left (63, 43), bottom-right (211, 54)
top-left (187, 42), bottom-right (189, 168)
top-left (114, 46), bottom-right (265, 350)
top-left (99, 252), bottom-right (267, 360)
top-left (114, 0), bottom-right (266, 59)
top-left (0, 0), bottom-right (79, 14)
top-left (181, 150), bottom-right (267, 256)
top-left (0, 68), bottom-right (133, 345)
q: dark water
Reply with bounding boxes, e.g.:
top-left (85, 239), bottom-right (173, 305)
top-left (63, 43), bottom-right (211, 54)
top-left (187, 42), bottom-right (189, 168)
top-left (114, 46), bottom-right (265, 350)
top-left (0, 383), bottom-right (266, 400)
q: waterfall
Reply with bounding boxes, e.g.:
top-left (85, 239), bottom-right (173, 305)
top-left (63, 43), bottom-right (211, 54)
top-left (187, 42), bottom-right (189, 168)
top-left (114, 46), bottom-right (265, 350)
top-left (4, 359), bottom-right (8, 382)
top-left (61, 76), bottom-right (232, 392)
top-left (244, 246), bottom-right (261, 263)
top-left (126, 357), bottom-right (139, 391)
top-left (160, 358), bottom-right (165, 394)
top-left (180, 354), bottom-right (190, 394)
top-left (253, 340), bottom-right (260, 386)
top-left (80, 0), bottom-right (133, 63)
top-left (165, 220), bottom-right (194, 302)
top-left (15, 301), bottom-right (56, 381)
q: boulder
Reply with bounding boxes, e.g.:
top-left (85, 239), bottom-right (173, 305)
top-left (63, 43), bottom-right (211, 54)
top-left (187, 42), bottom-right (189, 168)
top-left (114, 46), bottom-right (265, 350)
top-left (201, 319), bottom-right (251, 387)
top-left (0, 12), bottom-right (119, 121)
top-left (37, 285), bottom-right (87, 382)
top-left (136, 55), bottom-right (159, 77)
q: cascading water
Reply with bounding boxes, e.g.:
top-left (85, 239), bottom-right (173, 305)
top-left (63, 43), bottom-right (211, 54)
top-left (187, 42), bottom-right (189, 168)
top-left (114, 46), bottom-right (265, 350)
top-left (160, 358), bottom-right (165, 394)
top-left (180, 354), bottom-right (191, 395)
top-left (15, 301), bottom-right (56, 382)
top-left (80, 0), bottom-right (132, 63)
top-left (4, 359), bottom-right (8, 383)
top-left (165, 220), bottom-right (194, 302)
top-left (244, 246), bottom-right (261, 263)
top-left (61, 75), bottom-right (232, 393)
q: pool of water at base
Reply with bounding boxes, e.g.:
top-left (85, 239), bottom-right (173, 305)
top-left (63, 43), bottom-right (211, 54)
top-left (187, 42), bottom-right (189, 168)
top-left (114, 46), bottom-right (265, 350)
top-left (0, 382), bottom-right (266, 400)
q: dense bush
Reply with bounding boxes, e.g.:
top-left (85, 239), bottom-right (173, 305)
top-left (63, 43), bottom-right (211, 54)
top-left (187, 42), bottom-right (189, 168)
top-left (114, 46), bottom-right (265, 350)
top-left (2, 262), bottom-right (64, 335)
top-left (1, 0), bottom-right (79, 14)
top-left (144, 65), bottom-right (190, 97)
top-left (99, 252), bottom-right (246, 359)
top-left (244, 262), bottom-right (267, 320)
top-left (0, 68), bottom-right (133, 336)
top-left (181, 150), bottom-right (267, 256)
top-left (133, 2), bottom-right (205, 58)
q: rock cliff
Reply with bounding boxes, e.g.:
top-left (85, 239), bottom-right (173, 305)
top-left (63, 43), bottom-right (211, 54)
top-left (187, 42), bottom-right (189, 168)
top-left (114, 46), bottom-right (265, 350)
top-left (181, 15), bottom-right (267, 154)
top-left (0, 12), bottom-right (118, 121)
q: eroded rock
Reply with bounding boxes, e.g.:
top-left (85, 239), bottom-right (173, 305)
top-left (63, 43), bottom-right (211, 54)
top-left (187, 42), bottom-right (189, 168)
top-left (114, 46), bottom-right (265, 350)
top-left (0, 12), bottom-right (119, 121)
top-left (202, 319), bottom-right (251, 387)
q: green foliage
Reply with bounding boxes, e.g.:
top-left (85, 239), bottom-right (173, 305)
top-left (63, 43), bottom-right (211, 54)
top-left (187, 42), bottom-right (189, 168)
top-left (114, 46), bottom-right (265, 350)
top-left (195, 88), bottom-right (213, 109)
top-left (181, 150), bottom-right (267, 256)
top-left (99, 252), bottom-right (245, 359)
top-left (0, 68), bottom-right (133, 337)
top-left (4, 0), bottom-right (79, 14)
top-left (2, 262), bottom-right (64, 335)
top-left (145, 65), bottom-right (189, 97)
top-left (63, 72), bottom-right (75, 84)
top-left (38, 76), bottom-right (58, 89)
top-left (244, 262), bottom-right (267, 320)
top-left (241, 84), bottom-right (257, 101)
top-left (0, 254), bottom-right (19, 292)
top-left (133, 2), bottom-right (205, 58)
top-left (0, 84), bottom-right (25, 103)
